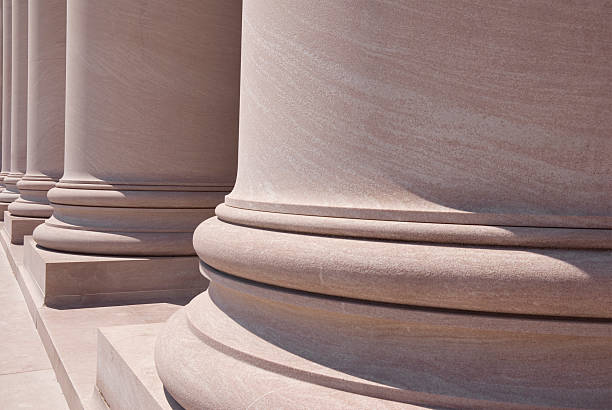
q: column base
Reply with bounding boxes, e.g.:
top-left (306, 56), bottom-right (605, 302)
top-left (155, 267), bottom-right (612, 409)
top-left (0, 189), bottom-right (20, 204)
top-left (4, 211), bottom-right (46, 244)
top-left (23, 237), bottom-right (208, 308)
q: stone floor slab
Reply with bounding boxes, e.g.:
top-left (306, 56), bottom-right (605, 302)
top-left (0, 233), bottom-right (68, 408)
top-left (0, 369), bottom-right (69, 410)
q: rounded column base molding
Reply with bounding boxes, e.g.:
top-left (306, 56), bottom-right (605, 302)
top-left (217, 204), bottom-right (612, 250)
top-left (34, 183), bottom-right (230, 255)
top-left (49, 184), bottom-right (229, 208)
top-left (9, 176), bottom-right (57, 217)
top-left (33, 222), bottom-right (204, 256)
top-left (0, 171), bottom-right (9, 187)
top-left (195, 216), bottom-right (612, 318)
top-left (155, 267), bottom-right (611, 409)
top-left (34, 207), bottom-right (215, 256)
top-left (0, 172), bottom-right (23, 203)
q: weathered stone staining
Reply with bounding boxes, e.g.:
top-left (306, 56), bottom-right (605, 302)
top-left (9, 0), bottom-right (66, 220)
top-left (0, 0), bottom-right (25, 204)
top-left (32, 0), bottom-right (241, 257)
top-left (155, 1), bottom-right (612, 409)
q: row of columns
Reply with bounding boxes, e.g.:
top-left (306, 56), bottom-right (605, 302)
top-left (0, 0), bottom-right (609, 409)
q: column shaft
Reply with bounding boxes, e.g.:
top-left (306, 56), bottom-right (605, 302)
top-left (0, 0), bottom-right (25, 203)
top-left (9, 0), bottom-right (66, 218)
top-left (32, 0), bottom-right (241, 256)
top-left (156, 2), bottom-right (612, 408)
top-left (0, 0), bottom-right (10, 186)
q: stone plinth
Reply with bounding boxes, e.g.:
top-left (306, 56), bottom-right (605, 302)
top-left (9, 0), bottom-right (66, 219)
top-left (96, 324), bottom-right (181, 410)
top-left (23, 237), bottom-right (207, 308)
top-left (32, 0), bottom-right (241, 257)
top-left (4, 211), bottom-right (44, 244)
top-left (156, 2), bottom-right (612, 408)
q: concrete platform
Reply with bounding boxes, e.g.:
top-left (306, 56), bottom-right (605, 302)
top-left (23, 236), bottom-right (207, 308)
top-left (4, 210), bottom-right (46, 244)
top-left (0, 225), bottom-right (199, 409)
top-left (97, 324), bottom-right (183, 410)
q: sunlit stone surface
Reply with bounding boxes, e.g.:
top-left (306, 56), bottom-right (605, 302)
top-left (9, 0), bottom-right (66, 219)
top-left (33, 0), bottom-right (241, 256)
top-left (156, 2), bottom-right (612, 408)
top-left (0, 0), bottom-right (25, 204)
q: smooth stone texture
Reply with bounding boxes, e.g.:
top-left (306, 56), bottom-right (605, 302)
top-left (226, 1), bottom-right (611, 230)
top-left (197, 216), bottom-right (612, 318)
top-left (0, 0), bottom-right (26, 203)
top-left (0, 232), bottom-right (68, 409)
top-left (97, 324), bottom-right (182, 410)
top-left (0, 240), bottom-right (52, 375)
top-left (4, 210), bottom-right (45, 244)
top-left (0, 0), bottom-right (11, 187)
top-left (158, 2), bottom-right (612, 409)
top-left (34, 0), bottom-right (241, 256)
top-left (9, 0), bottom-right (66, 218)
top-left (0, 370), bottom-right (68, 410)
top-left (0, 229), bottom-right (188, 410)
top-left (0, 3), bottom-right (2, 179)
top-left (157, 275), bottom-right (612, 409)
top-left (23, 236), bottom-right (208, 308)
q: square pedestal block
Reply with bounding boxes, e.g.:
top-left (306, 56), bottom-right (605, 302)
top-left (97, 324), bottom-right (179, 410)
top-left (4, 211), bottom-right (46, 244)
top-left (23, 237), bottom-right (208, 308)
top-left (0, 203), bottom-right (8, 220)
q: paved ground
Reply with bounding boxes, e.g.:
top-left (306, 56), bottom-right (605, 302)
top-left (0, 244), bottom-right (68, 409)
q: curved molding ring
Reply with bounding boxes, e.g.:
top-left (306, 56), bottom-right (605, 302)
top-left (195, 217), bottom-right (612, 318)
top-left (48, 186), bottom-right (229, 208)
top-left (155, 272), bottom-right (611, 409)
top-left (9, 199), bottom-right (53, 218)
top-left (33, 222), bottom-right (198, 256)
top-left (217, 204), bottom-right (612, 250)
top-left (56, 179), bottom-right (234, 191)
top-left (225, 198), bottom-right (612, 229)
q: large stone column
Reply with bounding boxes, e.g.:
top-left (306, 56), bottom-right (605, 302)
top-left (6, 0), bottom-right (66, 244)
top-left (0, 0), bottom-right (25, 206)
top-left (26, 0), bottom-right (241, 306)
top-left (156, 2), bottom-right (612, 409)
top-left (0, 5), bottom-right (3, 185)
top-left (0, 0), bottom-right (10, 204)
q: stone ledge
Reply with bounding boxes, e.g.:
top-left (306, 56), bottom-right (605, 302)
top-left (97, 324), bottom-right (183, 410)
top-left (23, 236), bottom-right (207, 308)
top-left (4, 211), bottom-right (46, 244)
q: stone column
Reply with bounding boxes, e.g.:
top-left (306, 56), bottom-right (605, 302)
top-left (0, 4), bottom-right (3, 185)
top-left (0, 0), bottom-right (25, 205)
top-left (26, 0), bottom-right (241, 306)
top-left (6, 0), bottom-right (66, 244)
top-left (0, 0), bottom-right (10, 203)
top-left (156, 2), bottom-right (612, 409)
